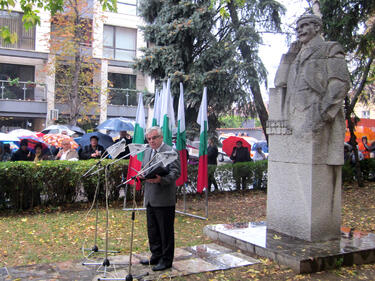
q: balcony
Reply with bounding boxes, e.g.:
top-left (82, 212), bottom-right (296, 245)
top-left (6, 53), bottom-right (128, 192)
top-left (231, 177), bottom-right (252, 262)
top-left (108, 87), bottom-right (138, 106)
top-left (0, 80), bottom-right (46, 101)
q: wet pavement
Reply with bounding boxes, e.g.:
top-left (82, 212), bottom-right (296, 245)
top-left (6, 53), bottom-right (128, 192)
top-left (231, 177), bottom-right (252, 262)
top-left (204, 221), bottom-right (375, 273)
top-left (0, 243), bottom-right (259, 280)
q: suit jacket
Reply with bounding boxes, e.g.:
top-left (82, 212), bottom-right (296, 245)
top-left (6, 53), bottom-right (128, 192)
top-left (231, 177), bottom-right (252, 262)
top-left (79, 144), bottom-right (105, 160)
top-left (230, 147), bottom-right (251, 163)
top-left (142, 143), bottom-right (180, 207)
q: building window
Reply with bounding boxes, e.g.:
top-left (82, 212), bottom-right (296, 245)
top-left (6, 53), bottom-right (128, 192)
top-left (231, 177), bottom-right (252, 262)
top-left (117, 0), bottom-right (137, 15)
top-left (108, 73), bottom-right (137, 105)
top-left (103, 26), bottom-right (136, 61)
top-left (362, 110), bottom-right (370, 119)
top-left (0, 11), bottom-right (35, 50)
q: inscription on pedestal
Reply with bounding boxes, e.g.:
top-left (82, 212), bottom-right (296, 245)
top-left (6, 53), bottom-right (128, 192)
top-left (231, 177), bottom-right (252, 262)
top-left (266, 120), bottom-right (292, 135)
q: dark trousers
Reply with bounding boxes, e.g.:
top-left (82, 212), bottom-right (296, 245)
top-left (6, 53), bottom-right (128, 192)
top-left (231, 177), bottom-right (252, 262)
top-left (146, 204), bottom-right (175, 265)
top-left (208, 164), bottom-right (218, 191)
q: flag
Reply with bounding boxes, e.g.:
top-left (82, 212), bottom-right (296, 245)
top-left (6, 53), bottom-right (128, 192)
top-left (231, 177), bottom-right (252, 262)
top-left (176, 82), bottom-right (187, 186)
top-left (196, 87), bottom-right (208, 193)
top-left (152, 89), bottom-right (160, 126)
top-left (126, 93), bottom-right (145, 190)
top-left (160, 79), bottom-right (175, 146)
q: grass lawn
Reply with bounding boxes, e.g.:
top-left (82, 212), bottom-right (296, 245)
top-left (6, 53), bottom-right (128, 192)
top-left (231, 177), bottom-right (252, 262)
top-left (1, 182), bottom-right (375, 280)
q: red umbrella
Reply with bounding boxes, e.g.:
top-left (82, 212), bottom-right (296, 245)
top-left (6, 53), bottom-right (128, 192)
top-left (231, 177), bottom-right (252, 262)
top-left (222, 136), bottom-right (252, 157)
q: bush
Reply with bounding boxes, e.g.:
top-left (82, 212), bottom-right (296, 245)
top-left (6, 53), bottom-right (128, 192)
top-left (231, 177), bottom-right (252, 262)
top-left (3, 156), bottom-right (367, 211)
top-left (181, 160), bottom-right (268, 193)
top-left (0, 159), bottom-right (128, 210)
top-left (341, 158), bottom-right (375, 183)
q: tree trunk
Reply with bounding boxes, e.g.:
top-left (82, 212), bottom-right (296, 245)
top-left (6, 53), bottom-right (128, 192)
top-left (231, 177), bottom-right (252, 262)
top-left (226, 1), bottom-right (269, 143)
top-left (345, 97), bottom-right (363, 187)
top-left (70, 8), bottom-right (82, 126)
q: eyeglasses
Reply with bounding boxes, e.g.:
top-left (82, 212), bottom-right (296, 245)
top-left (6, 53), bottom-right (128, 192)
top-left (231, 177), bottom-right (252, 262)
top-left (147, 135), bottom-right (160, 141)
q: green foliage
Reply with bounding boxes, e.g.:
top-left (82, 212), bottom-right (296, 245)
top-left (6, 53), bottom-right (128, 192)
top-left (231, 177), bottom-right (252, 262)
top-left (342, 158), bottom-right (375, 182)
top-left (0, 160), bottom-right (128, 210)
top-left (136, 0), bottom-right (284, 137)
top-left (320, 0), bottom-right (375, 102)
top-left (219, 115), bottom-right (246, 128)
top-left (183, 160), bottom-right (268, 193)
top-left (0, 26), bottom-right (17, 44)
top-left (320, 0), bottom-right (375, 55)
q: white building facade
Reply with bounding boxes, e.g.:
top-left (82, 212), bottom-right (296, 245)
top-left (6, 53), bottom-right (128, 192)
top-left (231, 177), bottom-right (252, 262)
top-left (0, 0), bottom-right (152, 132)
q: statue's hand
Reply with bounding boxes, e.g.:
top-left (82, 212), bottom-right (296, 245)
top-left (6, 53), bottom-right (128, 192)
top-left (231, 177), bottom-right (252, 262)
top-left (287, 41), bottom-right (302, 54)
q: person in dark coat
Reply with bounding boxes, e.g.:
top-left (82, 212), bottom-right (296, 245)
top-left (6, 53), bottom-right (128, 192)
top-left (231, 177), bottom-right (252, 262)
top-left (79, 136), bottom-right (105, 160)
top-left (139, 126), bottom-right (180, 272)
top-left (207, 137), bottom-right (219, 192)
top-left (230, 140), bottom-right (252, 190)
top-left (115, 130), bottom-right (133, 159)
top-left (11, 139), bottom-right (34, 161)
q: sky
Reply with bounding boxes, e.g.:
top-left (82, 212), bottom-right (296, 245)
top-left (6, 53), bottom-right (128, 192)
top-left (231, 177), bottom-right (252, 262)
top-left (258, 0), bottom-right (309, 100)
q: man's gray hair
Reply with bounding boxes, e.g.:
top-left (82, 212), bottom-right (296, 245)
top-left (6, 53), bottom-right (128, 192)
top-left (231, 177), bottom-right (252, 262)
top-left (146, 126), bottom-right (162, 136)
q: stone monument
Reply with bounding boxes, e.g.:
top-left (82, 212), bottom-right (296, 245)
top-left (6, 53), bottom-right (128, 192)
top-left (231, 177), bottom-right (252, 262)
top-left (267, 14), bottom-right (351, 242)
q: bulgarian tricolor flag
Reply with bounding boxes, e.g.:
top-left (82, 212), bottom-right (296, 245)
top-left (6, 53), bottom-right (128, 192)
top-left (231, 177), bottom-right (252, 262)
top-left (126, 93), bottom-right (145, 190)
top-left (196, 87), bottom-right (208, 193)
top-left (175, 82), bottom-right (187, 186)
top-left (160, 79), bottom-right (175, 146)
top-left (152, 89), bottom-right (160, 126)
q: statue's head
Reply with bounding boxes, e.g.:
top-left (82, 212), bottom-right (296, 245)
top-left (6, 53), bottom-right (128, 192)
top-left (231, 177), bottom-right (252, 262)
top-left (296, 14), bottom-right (322, 44)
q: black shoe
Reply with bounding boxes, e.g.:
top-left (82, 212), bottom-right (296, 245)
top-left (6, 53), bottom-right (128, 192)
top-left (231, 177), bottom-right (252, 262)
top-left (152, 261), bottom-right (172, 271)
top-left (140, 257), bottom-right (159, 265)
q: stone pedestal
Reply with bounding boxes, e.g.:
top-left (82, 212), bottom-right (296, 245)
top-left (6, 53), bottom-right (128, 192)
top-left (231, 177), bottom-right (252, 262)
top-left (266, 88), bottom-right (341, 242)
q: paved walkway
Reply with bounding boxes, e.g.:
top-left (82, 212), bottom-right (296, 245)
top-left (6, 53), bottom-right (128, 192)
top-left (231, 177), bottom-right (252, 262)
top-left (1, 243), bottom-right (259, 280)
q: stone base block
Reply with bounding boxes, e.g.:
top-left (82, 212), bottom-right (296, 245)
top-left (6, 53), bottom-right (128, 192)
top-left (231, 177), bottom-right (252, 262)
top-left (267, 161), bottom-right (341, 242)
top-left (204, 222), bottom-right (375, 273)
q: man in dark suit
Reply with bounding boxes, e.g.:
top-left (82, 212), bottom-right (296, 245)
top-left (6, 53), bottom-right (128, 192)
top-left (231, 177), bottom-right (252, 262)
top-left (11, 139), bottom-right (34, 161)
top-left (230, 140), bottom-right (251, 190)
top-left (79, 136), bottom-right (105, 160)
top-left (115, 130), bottom-right (132, 159)
top-left (139, 126), bottom-right (180, 271)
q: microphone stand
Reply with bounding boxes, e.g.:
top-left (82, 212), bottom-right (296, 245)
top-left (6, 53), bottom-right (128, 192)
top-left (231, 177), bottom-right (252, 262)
top-left (98, 167), bottom-right (157, 281)
top-left (81, 148), bottom-right (123, 268)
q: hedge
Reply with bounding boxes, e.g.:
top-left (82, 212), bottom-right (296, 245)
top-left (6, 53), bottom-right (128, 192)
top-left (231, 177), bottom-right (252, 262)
top-left (182, 160), bottom-right (268, 193)
top-left (0, 160), bottom-right (127, 210)
top-left (3, 157), bottom-right (372, 211)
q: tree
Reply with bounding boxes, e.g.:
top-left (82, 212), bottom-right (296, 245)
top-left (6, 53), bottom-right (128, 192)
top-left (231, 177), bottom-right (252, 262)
top-left (318, 0), bottom-right (375, 186)
top-left (135, 0), bottom-right (285, 138)
top-left (216, 0), bottom-right (285, 143)
top-left (135, 0), bottom-right (248, 136)
top-left (48, 0), bottom-right (102, 125)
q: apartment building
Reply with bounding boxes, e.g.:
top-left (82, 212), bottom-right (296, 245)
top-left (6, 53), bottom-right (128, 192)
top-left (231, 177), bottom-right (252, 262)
top-left (0, 0), bottom-right (152, 132)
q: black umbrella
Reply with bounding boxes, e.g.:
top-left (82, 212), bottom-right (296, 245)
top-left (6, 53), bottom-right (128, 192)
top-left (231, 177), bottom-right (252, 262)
top-left (78, 132), bottom-right (114, 149)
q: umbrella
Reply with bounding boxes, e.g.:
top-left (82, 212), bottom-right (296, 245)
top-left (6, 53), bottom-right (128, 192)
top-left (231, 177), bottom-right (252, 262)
top-left (96, 117), bottom-right (135, 132)
top-left (78, 132), bottom-right (114, 150)
top-left (222, 136), bottom-right (252, 157)
top-left (8, 129), bottom-right (39, 138)
top-left (20, 136), bottom-right (49, 150)
top-left (41, 125), bottom-right (76, 136)
top-left (66, 125), bottom-right (85, 135)
top-left (42, 133), bottom-right (79, 149)
top-left (0, 132), bottom-right (20, 142)
top-left (8, 129), bottom-right (48, 150)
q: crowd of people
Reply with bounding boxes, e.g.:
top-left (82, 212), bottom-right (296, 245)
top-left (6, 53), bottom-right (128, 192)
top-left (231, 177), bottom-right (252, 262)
top-left (345, 136), bottom-right (375, 165)
top-left (0, 130), bottom-right (133, 163)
